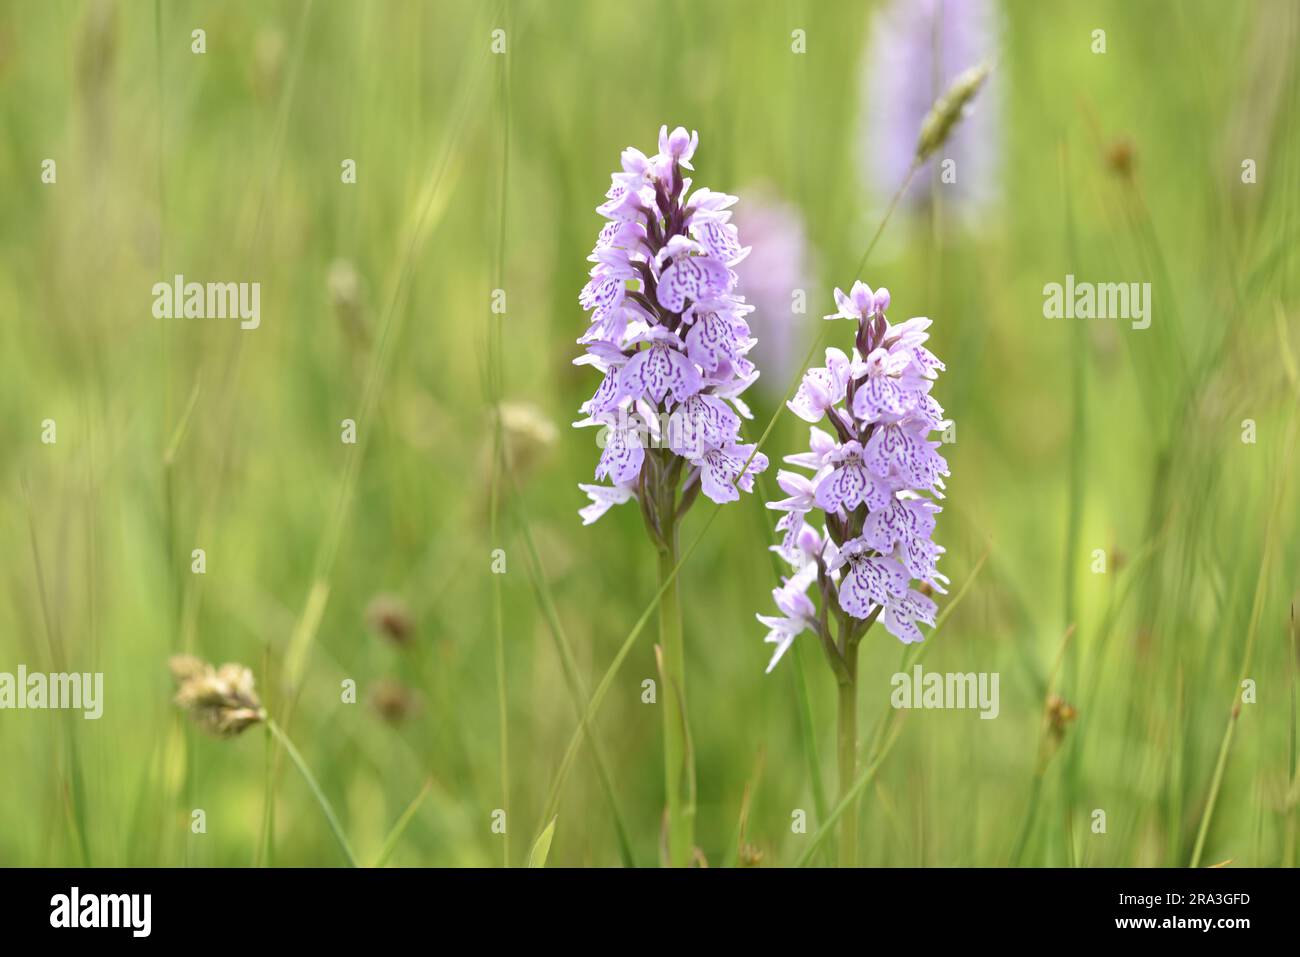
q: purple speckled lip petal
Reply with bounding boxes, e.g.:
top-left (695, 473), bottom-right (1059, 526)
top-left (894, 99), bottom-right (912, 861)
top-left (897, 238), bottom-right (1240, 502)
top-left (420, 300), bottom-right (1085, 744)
top-left (595, 426), bottom-right (644, 486)
top-left (656, 256), bottom-right (731, 313)
top-left (684, 310), bottom-right (742, 371)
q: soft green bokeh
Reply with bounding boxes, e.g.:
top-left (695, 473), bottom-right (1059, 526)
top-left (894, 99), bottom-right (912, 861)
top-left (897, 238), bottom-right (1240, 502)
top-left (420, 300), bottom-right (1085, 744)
top-left (1, 0), bottom-right (1297, 867)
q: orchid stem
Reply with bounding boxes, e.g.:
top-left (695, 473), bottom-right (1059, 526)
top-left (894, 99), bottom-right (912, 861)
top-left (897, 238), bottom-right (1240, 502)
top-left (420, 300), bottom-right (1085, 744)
top-left (836, 634), bottom-right (860, 868)
top-left (657, 516), bottom-right (694, 867)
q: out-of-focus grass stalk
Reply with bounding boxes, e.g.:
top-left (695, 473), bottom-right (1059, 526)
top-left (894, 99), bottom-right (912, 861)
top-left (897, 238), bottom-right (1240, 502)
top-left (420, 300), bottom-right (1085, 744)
top-left (1278, 312), bottom-right (1299, 866)
top-left (1287, 602), bottom-right (1298, 867)
top-left (1059, 141), bottom-right (1086, 692)
top-left (855, 162), bottom-right (918, 280)
top-left (791, 637), bottom-right (829, 825)
top-left (1190, 703), bottom-right (1240, 869)
top-left (258, 716), bottom-right (275, 867)
top-left (373, 779), bottom-right (433, 868)
top-left (1009, 625), bottom-right (1075, 867)
top-left (162, 380), bottom-right (200, 649)
top-left (797, 716), bottom-right (904, 868)
top-left (24, 479), bottom-right (91, 866)
top-left (487, 12), bottom-right (511, 867)
top-left (153, 0), bottom-right (179, 650)
top-left (1190, 417), bottom-right (1294, 867)
top-left (266, 718), bottom-right (358, 867)
top-left (508, 489), bottom-right (636, 866)
top-left (1059, 139), bottom-right (1087, 864)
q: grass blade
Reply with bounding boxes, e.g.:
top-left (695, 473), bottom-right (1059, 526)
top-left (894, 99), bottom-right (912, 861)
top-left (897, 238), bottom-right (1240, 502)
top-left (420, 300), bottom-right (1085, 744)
top-left (527, 817), bottom-right (558, 868)
top-left (373, 779), bottom-right (433, 868)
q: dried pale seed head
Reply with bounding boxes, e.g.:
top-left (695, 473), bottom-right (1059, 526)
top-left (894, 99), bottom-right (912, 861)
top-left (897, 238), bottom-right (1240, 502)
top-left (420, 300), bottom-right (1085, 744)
top-left (168, 654), bottom-right (208, 685)
top-left (328, 258), bottom-right (368, 346)
top-left (915, 62), bottom-right (992, 164)
top-left (498, 401), bottom-right (558, 477)
top-left (328, 258), bottom-right (362, 314)
top-left (365, 594), bottom-right (414, 647)
top-left (169, 655), bottom-right (265, 738)
top-left (738, 843), bottom-right (765, 867)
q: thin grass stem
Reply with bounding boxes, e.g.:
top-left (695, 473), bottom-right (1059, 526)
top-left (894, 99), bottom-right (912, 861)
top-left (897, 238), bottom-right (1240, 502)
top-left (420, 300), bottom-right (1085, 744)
top-left (266, 718), bottom-right (358, 868)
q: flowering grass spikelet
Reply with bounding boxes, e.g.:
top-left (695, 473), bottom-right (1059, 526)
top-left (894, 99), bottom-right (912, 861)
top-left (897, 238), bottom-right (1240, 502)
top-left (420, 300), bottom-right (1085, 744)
top-left (860, 0), bottom-right (1001, 221)
top-left (169, 654), bottom-right (266, 738)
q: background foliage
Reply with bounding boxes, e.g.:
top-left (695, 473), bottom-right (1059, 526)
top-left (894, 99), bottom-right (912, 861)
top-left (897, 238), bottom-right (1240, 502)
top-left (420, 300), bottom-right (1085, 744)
top-left (1, 0), bottom-right (1297, 867)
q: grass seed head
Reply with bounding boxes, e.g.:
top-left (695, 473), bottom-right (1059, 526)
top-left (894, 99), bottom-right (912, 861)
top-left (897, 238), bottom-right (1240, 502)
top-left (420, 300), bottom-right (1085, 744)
top-left (915, 62), bottom-right (991, 164)
top-left (366, 594), bottom-right (415, 647)
top-left (499, 400), bottom-right (559, 476)
top-left (369, 677), bottom-right (418, 724)
top-left (169, 655), bottom-right (266, 738)
top-left (1046, 693), bottom-right (1078, 741)
top-left (1105, 137), bottom-right (1137, 178)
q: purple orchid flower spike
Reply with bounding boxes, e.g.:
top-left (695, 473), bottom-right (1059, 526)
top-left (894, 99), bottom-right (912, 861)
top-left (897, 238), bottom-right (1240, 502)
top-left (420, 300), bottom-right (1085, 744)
top-left (760, 279), bottom-right (950, 671)
top-left (573, 126), bottom-right (768, 868)
top-left (574, 126), bottom-right (767, 525)
top-left (758, 279), bottom-right (952, 868)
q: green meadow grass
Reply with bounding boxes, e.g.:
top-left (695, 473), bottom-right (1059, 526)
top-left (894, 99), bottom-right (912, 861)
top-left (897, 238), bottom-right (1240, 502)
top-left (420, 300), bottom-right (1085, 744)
top-left (0, 0), bottom-right (1297, 867)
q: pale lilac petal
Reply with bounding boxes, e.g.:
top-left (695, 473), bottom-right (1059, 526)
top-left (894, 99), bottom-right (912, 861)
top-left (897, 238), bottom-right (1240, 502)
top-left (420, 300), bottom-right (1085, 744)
top-left (656, 256), bottom-right (730, 312)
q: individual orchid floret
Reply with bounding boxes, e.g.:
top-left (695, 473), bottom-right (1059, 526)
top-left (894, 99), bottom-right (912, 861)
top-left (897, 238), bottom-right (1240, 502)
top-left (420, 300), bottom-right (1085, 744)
top-left (825, 281), bottom-right (890, 322)
top-left (788, 348), bottom-right (853, 424)
top-left (659, 125), bottom-right (699, 170)
top-left (757, 561), bottom-right (820, 673)
top-left (578, 483), bottom-right (636, 526)
top-left (690, 443), bottom-right (769, 505)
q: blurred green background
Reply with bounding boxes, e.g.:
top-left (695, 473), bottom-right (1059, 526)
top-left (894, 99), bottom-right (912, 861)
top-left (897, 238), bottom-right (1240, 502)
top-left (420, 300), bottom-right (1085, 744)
top-left (1, 0), bottom-right (1298, 867)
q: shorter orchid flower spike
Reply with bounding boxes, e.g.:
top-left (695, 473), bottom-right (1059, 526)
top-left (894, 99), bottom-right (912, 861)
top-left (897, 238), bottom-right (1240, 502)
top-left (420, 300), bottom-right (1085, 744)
top-left (759, 279), bottom-right (951, 672)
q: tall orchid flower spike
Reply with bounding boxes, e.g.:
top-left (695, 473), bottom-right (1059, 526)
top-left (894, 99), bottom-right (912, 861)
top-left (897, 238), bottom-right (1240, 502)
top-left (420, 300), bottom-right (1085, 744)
top-left (574, 126), bottom-right (768, 867)
top-left (759, 280), bottom-right (951, 866)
